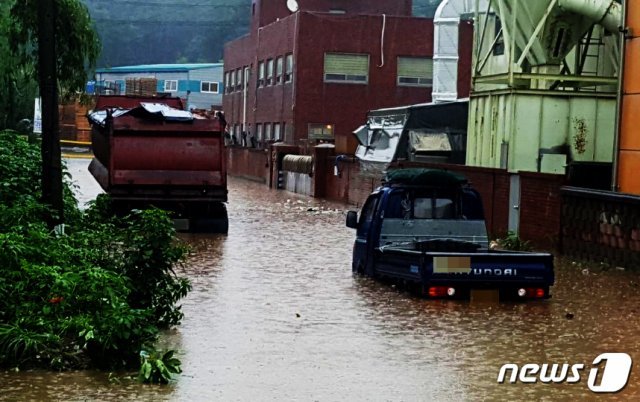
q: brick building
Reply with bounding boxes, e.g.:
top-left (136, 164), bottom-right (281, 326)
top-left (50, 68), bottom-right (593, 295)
top-left (223, 0), bottom-right (436, 154)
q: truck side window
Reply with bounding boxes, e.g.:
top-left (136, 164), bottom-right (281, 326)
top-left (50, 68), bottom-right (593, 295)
top-left (385, 191), bottom-right (407, 219)
top-left (357, 195), bottom-right (380, 235)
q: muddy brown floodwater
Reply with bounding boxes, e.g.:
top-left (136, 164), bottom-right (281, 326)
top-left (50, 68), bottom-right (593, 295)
top-left (2, 163), bottom-right (640, 401)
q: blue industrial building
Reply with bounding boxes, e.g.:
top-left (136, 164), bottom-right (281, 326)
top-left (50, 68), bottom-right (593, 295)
top-left (94, 63), bottom-right (224, 110)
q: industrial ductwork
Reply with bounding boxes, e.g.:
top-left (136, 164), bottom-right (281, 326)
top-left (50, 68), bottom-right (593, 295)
top-left (558, 0), bottom-right (622, 33)
top-left (432, 0), bottom-right (488, 103)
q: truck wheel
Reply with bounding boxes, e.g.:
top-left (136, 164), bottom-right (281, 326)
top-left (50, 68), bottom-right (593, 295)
top-left (191, 203), bottom-right (228, 234)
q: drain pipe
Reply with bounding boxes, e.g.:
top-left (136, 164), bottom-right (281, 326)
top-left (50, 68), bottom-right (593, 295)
top-left (557, 0), bottom-right (622, 33)
top-left (612, 0), bottom-right (627, 191)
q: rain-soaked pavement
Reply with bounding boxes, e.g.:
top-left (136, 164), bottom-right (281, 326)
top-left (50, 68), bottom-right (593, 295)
top-left (1, 159), bottom-right (640, 400)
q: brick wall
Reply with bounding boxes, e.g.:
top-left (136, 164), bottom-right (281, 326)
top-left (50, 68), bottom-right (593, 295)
top-left (226, 147), bottom-right (270, 183)
top-left (561, 187), bottom-right (640, 268)
top-left (519, 172), bottom-right (566, 249)
top-left (314, 155), bottom-right (566, 248)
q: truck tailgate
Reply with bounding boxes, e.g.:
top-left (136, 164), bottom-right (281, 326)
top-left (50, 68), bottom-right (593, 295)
top-left (374, 248), bottom-right (554, 287)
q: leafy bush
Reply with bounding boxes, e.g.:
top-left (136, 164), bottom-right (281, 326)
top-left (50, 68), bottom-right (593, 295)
top-left (496, 231), bottom-right (532, 251)
top-left (0, 131), bottom-right (189, 375)
top-left (138, 347), bottom-right (182, 384)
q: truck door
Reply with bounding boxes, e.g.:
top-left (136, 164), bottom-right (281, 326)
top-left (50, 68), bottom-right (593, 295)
top-left (353, 193), bottom-right (381, 275)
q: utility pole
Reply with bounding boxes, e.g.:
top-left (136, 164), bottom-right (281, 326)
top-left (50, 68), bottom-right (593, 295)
top-left (37, 0), bottom-right (64, 226)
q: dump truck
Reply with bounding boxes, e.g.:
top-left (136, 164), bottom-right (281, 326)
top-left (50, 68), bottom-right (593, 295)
top-left (346, 169), bottom-right (554, 300)
top-left (88, 95), bottom-right (228, 232)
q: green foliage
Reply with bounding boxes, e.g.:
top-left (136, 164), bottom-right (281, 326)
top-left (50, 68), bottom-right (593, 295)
top-left (9, 0), bottom-right (101, 92)
top-left (0, 131), bottom-right (189, 373)
top-left (497, 231), bottom-right (532, 252)
top-left (138, 348), bottom-right (182, 384)
top-left (0, 3), bottom-right (37, 131)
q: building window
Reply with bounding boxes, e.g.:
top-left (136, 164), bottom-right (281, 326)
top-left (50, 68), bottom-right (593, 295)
top-left (256, 123), bottom-right (263, 141)
top-left (258, 61), bottom-right (265, 87)
top-left (324, 53), bottom-right (369, 84)
top-left (201, 81), bottom-right (219, 93)
top-left (274, 123), bottom-right (281, 141)
top-left (397, 57), bottom-right (433, 87)
top-left (276, 56), bottom-right (284, 84)
top-left (494, 17), bottom-right (505, 56)
top-left (244, 66), bottom-right (250, 89)
top-left (265, 123), bottom-right (272, 140)
top-left (285, 54), bottom-right (293, 83)
top-left (308, 123), bottom-right (334, 140)
top-left (236, 69), bottom-right (243, 91)
top-left (230, 72), bottom-right (236, 92)
top-left (164, 80), bottom-right (178, 92)
top-left (266, 59), bottom-right (274, 85)
top-left (224, 73), bottom-right (229, 93)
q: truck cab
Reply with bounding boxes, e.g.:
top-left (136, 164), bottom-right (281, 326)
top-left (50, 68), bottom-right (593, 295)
top-left (346, 169), bottom-right (554, 300)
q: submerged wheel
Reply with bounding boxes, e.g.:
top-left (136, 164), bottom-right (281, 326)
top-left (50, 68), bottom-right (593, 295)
top-left (190, 202), bottom-right (228, 234)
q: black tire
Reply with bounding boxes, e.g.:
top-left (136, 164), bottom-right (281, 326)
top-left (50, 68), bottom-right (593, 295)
top-left (191, 203), bottom-right (228, 233)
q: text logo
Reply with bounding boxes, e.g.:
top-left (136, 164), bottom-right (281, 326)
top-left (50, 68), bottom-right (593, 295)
top-left (497, 353), bottom-right (632, 393)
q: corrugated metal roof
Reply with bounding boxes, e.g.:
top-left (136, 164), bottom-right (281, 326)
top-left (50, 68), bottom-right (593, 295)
top-left (96, 63), bottom-right (222, 74)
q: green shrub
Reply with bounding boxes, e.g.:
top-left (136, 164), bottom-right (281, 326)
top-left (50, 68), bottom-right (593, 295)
top-left (0, 131), bottom-right (189, 373)
top-left (138, 347), bottom-right (182, 384)
top-left (497, 231), bottom-right (532, 251)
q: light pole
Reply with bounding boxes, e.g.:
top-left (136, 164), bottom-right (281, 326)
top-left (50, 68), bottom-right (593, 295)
top-left (37, 0), bottom-right (64, 226)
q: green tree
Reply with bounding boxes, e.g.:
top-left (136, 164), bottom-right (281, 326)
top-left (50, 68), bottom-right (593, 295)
top-left (9, 0), bottom-right (101, 93)
top-left (0, 2), bottom-right (37, 130)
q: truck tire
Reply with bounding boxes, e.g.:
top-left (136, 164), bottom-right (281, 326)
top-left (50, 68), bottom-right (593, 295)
top-left (191, 202), bottom-right (228, 234)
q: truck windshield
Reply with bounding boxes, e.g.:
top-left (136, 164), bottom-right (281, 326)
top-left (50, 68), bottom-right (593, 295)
top-left (386, 191), bottom-right (457, 220)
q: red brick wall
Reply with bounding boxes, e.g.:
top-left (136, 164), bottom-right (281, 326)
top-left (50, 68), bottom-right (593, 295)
top-left (226, 147), bottom-right (270, 182)
top-left (457, 18), bottom-right (474, 99)
top-left (296, 13), bottom-right (433, 154)
top-left (224, 11), bottom-right (434, 154)
top-left (519, 172), bottom-right (565, 249)
top-left (311, 153), bottom-right (565, 248)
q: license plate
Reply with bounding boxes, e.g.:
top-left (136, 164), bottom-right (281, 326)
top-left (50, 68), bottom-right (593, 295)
top-left (470, 289), bottom-right (499, 303)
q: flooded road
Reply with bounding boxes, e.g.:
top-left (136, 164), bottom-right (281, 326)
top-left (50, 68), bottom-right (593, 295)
top-left (2, 161), bottom-right (640, 400)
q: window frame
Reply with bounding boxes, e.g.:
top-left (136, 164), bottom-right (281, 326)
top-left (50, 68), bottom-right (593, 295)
top-left (285, 54), bottom-right (293, 83)
top-left (324, 52), bottom-right (369, 84)
top-left (276, 56), bottom-right (284, 84)
top-left (164, 80), bottom-right (178, 92)
top-left (396, 56), bottom-right (433, 88)
top-left (274, 123), bottom-right (281, 141)
top-left (236, 69), bottom-right (243, 91)
top-left (258, 61), bottom-right (265, 87)
top-left (265, 123), bottom-right (272, 140)
top-left (308, 123), bottom-right (334, 140)
top-left (201, 81), bottom-right (219, 94)
top-left (266, 59), bottom-right (274, 86)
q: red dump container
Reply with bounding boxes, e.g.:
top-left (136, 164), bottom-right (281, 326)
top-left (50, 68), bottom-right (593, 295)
top-left (88, 96), bottom-right (228, 231)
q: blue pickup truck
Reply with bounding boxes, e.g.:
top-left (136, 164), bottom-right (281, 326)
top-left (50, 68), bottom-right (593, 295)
top-left (346, 169), bottom-right (554, 300)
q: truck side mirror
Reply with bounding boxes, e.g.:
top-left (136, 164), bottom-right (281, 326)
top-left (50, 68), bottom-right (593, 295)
top-left (346, 210), bottom-right (358, 229)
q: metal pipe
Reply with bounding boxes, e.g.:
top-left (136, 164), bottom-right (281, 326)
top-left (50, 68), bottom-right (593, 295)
top-left (557, 0), bottom-right (622, 33)
top-left (611, 0), bottom-right (627, 192)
